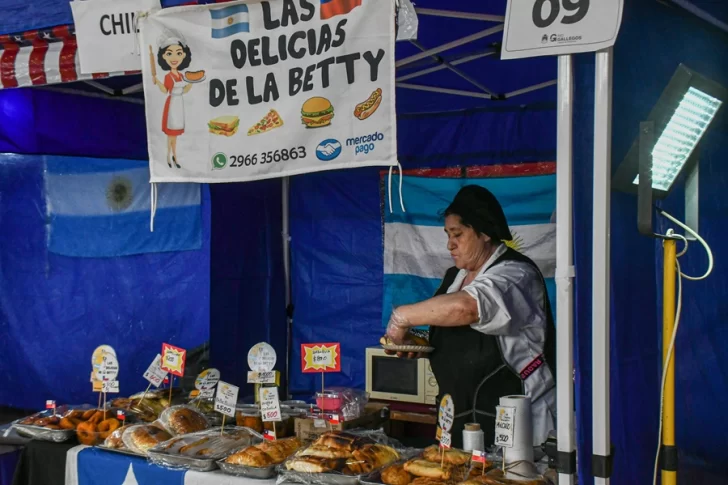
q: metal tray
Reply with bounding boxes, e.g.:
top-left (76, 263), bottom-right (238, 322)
top-left (13, 423), bottom-right (75, 442)
top-left (96, 445), bottom-right (146, 458)
top-left (147, 450), bottom-right (219, 472)
top-left (277, 468), bottom-right (363, 485)
top-left (217, 460), bottom-right (278, 479)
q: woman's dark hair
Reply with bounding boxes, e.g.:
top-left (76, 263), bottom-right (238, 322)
top-left (442, 185), bottom-right (512, 242)
top-left (157, 43), bottom-right (192, 71)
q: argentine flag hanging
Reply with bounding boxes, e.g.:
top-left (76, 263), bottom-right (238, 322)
top-left (45, 156), bottom-right (202, 258)
top-left (382, 163), bottom-right (557, 327)
top-left (210, 3), bottom-right (250, 39)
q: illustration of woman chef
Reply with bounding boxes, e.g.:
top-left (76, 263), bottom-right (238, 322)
top-left (149, 30), bottom-right (193, 169)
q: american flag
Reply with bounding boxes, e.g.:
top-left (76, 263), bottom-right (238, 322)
top-left (0, 24), bottom-right (138, 90)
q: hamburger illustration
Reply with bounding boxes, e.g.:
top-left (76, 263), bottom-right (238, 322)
top-left (301, 97), bottom-right (334, 128)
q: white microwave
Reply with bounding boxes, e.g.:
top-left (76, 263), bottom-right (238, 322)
top-left (365, 347), bottom-right (439, 405)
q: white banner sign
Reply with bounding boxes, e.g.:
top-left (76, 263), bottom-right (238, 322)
top-left (501, 0), bottom-right (624, 59)
top-left (71, 0), bottom-right (161, 74)
top-left (139, 0), bottom-right (398, 183)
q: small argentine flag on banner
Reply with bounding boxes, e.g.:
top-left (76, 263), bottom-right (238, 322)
top-left (210, 3), bottom-right (250, 39)
top-left (45, 156), bottom-right (202, 258)
top-left (382, 163), bottom-right (557, 327)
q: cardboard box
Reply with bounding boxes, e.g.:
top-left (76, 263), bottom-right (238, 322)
top-left (294, 403), bottom-right (388, 441)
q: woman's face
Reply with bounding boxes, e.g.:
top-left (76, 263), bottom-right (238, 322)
top-left (444, 214), bottom-right (490, 271)
top-left (164, 45), bottom-right (186, 69)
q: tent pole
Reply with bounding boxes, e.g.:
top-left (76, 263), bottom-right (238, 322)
top-left (414, 8), bottom-right (505, 23)
top-left (395, 25), bottom-right (504, 68)
top-left (395, 83), bottom-right (491, 99)
top-left (396, 51), bottom-right (495, 82)
top-left (592, 48), bottom-right (613, 485)
top-left (555, 55), bottom-right (576, 485)
top-left (408, 40), bottom-right (495, 95)
top-left (282, 176), bottom-right (292, 399)
top-left (504, 80), bottom-right (557, 99)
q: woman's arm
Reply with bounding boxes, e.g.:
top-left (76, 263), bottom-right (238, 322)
top-left (183, 83), bottom-right (192, 93)
top-left (397, 292), bottom-right (479, 328)
top-left (156, 78), bottom-right (168, 94)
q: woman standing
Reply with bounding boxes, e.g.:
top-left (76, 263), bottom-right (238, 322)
top-left (385, 185), bottom-right (556, 448)
top-left (150, 31), bottom-right (193, 169)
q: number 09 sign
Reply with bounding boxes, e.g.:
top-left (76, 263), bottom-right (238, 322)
top-left (501, 0), bottom-right (624, 59)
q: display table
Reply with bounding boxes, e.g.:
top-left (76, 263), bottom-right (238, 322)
top-left (66, 446), bottom-right (278, 485)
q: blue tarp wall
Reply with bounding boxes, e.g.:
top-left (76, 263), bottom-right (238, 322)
top-left (1, 1), bottom-right (728, 484)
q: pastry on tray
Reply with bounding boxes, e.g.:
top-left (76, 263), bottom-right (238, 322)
top-left (225, 437), bottom-right (302, 467)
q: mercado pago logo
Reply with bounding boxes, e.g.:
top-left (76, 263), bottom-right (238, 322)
top-left (347, 131), bottom-right (385, 155)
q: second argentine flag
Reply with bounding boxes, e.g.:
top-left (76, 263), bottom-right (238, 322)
top-left (210, 4), bottom-right (250, 39)
top-left (382, 163), bottom-right (557, 327)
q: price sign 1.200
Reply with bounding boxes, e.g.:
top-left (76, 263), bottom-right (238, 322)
top-left (532, 0), bottom-right (590, 28)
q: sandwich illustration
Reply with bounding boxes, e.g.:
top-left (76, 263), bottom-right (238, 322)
top-left (208, 116), bottom-right (239, 136)
top-left (301, 97), bottom-right (334, 128)
top-left (354, 88), bottom-right (382, 120)
top-left (247, 109), bottom-right (283, 136)
top-left (185, 70), bottom-right (206, 82)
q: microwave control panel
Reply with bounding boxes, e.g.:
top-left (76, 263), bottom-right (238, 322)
top-left (424, 359), bottom-right (439, 405)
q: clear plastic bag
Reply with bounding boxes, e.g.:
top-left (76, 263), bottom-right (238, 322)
top-left (395, 0), bottom-right (419, 41)
top-left (158, 404), bottom-right (210, 436)
top-left (219, 436), bottom-right (304, 478)
top-left (121, 422), bottom-right (175, 455)
top-left (314, 388), bottom-right (369, 421)
top-left (147, 427), bottom-right (263, 471)
top-left (277, 430), bottom-right (406, 485)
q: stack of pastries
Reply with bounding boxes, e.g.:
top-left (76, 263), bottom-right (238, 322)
top-left (225, 437), bottom-right (302, 467)
top-left (285, 432), bottom-right (400, 475)
top-left (19, 408), bottom-right (124, 445)
top-left (380, 446), bottom-right (472, 485)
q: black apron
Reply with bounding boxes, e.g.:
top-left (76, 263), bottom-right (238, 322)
top-left (428, 248), bottom-right (556, 448)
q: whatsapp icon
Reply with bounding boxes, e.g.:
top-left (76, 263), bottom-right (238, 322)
top-left (211, 153), bottom-right (227, 170)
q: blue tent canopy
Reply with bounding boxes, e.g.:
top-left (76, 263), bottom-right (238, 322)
top-left (1, 1), bottom-right (728, 484)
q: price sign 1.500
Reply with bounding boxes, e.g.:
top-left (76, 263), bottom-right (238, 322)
top-left (501, 0), bottom-right (624, 60)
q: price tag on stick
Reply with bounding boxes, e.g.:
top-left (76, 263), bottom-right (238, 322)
top-left (260, 387), bottom-right (282, 423)
top-left (248, 343), bottom-right (277, 372)
top-left (215, 381), bottom-right (239, 418)
top-left (494, 406), bottom-right (516, 448)
top-left (439, 431), bottom-right (452, 449)
top-left (161, 343), bottom-right (187, 377)
top-left (102, 380), bottom-right (120, 394)
top-left (143, 354), bottom-right (168, 388)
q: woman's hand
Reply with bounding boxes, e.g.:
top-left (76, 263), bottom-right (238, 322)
top-left (385, 308), bottom-right (411, 344)
top-left (183, 83), bottom-right (192, 93)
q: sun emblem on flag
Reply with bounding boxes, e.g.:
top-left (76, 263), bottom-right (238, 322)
top-left (504, 231), bottom-right (524, 252)
top-left (106, 176), bottom-right (133, 212)
top-left (227, 17), bottom-right (234, 25)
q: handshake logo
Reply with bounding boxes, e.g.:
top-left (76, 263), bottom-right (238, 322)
top-left (316, 139), bottom-right (342, 161)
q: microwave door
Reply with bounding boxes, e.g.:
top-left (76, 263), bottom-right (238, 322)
top-left (371, 355), bottom-right (422, 403)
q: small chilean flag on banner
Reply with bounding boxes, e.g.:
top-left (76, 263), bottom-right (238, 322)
top-left (117, 410), bottom-right (126, 421)
top-left (320, 0), bottom-right (362, 20)
top-left (45, 400), bottom-right (56, 410)
top-left (472, 450), bottom-right (487, 464)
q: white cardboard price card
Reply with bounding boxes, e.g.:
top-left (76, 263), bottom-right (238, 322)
top-left (247, 371), bottom-right (277, 384)
top-left (215, 381), bottom-right (239, 418)
top-left (195, 369), bottom-right (221, 391)
top-left (102, 380), bottom-right (120, 394)
top-left (248, 343), bottom-right (277, 373)
top-left (494, 406), bottom-right (516, 448)
top-left (143, 354), bottom-right (167, 388)
top-left (502, 0), bottom-right (624, 59)
top-left (260, 387), bottom-right (282, 423)
top-left (97, 354), bottom-right (120, 381)
top-left (438, 394), bottom-right (454, 433)
top-left (439, 431), bottom-right (452, 449)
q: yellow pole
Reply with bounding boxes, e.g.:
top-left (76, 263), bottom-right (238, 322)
top-left (662, 239), bottom-right (677, 485)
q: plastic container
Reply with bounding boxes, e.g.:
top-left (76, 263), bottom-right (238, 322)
top-left (159, 405), bottom-right (210, 436)
top-left (121, 423), bottom-right (175, 455)
top-left (262, 413), bottom-right (294, 438)
top-left (236, 410), bottom-right (264, 433)
top-left (315, 390), bottom-right (344, 411)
